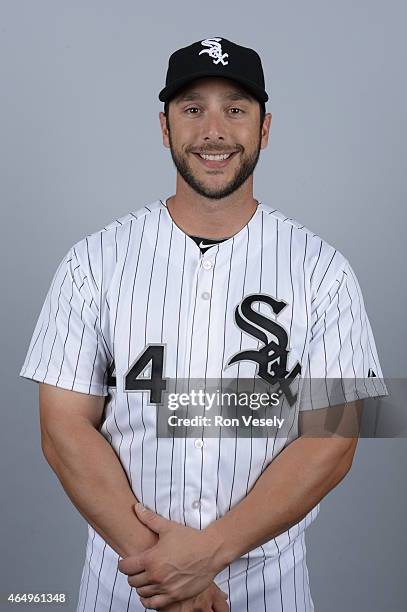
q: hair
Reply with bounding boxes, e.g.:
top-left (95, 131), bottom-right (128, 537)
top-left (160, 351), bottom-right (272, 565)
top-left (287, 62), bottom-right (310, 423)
top-left (164, 98), bottom-right (266, 128)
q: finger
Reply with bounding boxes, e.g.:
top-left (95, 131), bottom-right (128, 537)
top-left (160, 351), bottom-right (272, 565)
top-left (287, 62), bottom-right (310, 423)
top-left (127, 570), bottom-right (152, 588)
top-left (118, 554), bottom-right (145, 575)
top-left (134, 503), bottom-right (172, 534)
top-left (212, 589), bottom-right (229, 612)
top-left (154, 603), bottom-right (179, 612)
top-left (215, 595), bottom-right (230, 612)
top-left (139, 594), bottom-right (173, 610)
top-left (212, 598), bottom-right (229, 612)
top-left (213, 587), bottom-right (228, 600)
top-left (135, 583), bottom-right (162, 598)
top-left (216, 587), bottom-right (229, 599)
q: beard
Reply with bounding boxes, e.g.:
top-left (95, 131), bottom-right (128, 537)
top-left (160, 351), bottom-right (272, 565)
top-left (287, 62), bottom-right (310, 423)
top-left (168, 129), bottom-right (262, 200)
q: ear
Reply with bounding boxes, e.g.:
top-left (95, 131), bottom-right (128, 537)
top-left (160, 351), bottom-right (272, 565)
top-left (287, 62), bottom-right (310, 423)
top-left (159, 111), bottom-right (170, 149)
top-left (260, 112), bottom-right (272, 150)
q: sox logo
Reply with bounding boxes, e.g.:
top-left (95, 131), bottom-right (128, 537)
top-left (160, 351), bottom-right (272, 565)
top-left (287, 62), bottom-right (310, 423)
top-left (226, 293), bottom-right (302, 407)
top-left (199, 38), bottom-right (229, 66)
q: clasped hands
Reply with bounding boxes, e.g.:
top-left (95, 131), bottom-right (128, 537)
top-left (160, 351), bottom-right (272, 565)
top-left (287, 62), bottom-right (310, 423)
top-left (118, 503), bottom-right (229, 611)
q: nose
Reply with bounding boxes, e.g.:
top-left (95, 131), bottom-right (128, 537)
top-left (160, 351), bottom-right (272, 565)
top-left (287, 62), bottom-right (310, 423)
top-left (201, 111), bottom-right (225, 141)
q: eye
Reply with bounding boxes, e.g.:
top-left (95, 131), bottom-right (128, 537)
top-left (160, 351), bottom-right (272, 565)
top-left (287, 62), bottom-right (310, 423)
top-left (185, 107), bottom-right (201, 114)
top-left (229, 107), bottom-right (244, 114)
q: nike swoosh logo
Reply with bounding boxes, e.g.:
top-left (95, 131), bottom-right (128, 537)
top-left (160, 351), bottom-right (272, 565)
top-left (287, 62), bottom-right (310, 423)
top-left (199, 241), bottom-right (218, 249)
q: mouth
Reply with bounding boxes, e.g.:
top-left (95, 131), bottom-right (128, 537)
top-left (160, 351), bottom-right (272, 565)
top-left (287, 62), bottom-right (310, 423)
top-left (191, 151), bottom-right (239, 169)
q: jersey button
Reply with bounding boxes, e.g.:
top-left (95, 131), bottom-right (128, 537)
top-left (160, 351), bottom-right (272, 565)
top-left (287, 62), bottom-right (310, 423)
top-left (202, 259), bottom-right (214, 270)
top-left (201, 292), bottom-right (210, 300)
top-left (191, 500), bottom-right (201, 509)
top-left (194, 439), bottom-right (204, 449)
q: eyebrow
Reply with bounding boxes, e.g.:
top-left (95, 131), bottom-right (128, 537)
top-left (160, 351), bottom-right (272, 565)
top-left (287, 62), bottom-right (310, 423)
top-left (174, 90), bottom-right (255, 104)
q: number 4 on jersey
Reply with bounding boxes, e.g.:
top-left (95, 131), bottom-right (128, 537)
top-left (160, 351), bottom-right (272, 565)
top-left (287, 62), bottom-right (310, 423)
top-left (124, 344), bottom-right (167, 404)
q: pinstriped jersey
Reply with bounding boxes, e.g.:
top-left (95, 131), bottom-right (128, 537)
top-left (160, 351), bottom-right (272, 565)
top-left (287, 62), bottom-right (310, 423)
top-left (19, 197), bottom-right (388, 610)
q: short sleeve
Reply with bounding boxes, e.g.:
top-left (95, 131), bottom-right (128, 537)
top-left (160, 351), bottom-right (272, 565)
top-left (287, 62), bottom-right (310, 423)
top-left (299, 259), bottom-right (389, 411)
top-left (19, 246), bottom-right (110, 396)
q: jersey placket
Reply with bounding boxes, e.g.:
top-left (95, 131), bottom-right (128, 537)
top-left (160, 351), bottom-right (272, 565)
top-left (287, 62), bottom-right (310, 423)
top-left (179, 247), bottom-right (217, 529)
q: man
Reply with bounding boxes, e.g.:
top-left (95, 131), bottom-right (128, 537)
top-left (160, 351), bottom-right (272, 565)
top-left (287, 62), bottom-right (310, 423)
top-left (20, 37), bottom-right (388, 611)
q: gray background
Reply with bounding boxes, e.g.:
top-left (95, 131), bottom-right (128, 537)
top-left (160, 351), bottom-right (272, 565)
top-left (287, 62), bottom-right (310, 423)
top-left (1, 0), bottom-right (406, 610)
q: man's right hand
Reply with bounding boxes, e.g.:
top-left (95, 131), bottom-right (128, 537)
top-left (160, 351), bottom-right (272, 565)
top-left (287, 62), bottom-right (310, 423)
top-left (159, 581), bottom-right (229, 611)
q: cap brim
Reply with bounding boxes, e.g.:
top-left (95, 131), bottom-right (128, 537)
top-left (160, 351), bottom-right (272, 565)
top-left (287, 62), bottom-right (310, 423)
top-left (159, 71), bottom-right (268, 103)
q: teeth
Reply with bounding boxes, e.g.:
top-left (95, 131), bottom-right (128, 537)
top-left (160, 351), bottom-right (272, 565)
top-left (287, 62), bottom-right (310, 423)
top-left (199, 153), bottom-right (232, 161)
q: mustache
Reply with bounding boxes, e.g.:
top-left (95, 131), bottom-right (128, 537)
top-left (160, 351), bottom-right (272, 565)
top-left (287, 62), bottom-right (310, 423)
top-left (188, 144), bottom-right (243, 154)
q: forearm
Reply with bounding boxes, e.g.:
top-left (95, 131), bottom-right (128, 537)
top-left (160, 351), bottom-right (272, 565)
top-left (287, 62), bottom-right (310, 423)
top-left (42, 421), bottom-right (157, 558)
top-left (206, 436), bottom-right (356, 568)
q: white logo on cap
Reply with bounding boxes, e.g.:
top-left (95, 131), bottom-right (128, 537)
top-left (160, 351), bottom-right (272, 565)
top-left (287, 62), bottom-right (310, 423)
top-left (199, 38), bottom-right (229, 66)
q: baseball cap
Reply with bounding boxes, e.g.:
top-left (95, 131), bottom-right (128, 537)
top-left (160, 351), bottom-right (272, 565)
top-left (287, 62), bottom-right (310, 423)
top-left (159, 37), bottom-right (269, 105)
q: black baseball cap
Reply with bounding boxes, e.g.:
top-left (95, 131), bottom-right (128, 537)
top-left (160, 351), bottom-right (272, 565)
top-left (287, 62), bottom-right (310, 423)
top-left (159, 37), bottom-right (269, 105)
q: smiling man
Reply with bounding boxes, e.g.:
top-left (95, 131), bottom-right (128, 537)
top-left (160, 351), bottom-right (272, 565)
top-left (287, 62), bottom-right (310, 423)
top-left (19, 37), bottom-right (388, 611)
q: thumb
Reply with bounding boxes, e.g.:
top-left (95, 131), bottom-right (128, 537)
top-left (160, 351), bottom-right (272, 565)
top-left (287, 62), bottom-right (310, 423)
top-left (133, 502), bottom-right (170, 534)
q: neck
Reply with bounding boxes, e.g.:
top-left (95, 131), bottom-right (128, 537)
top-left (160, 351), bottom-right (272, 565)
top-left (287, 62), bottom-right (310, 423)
top-left (166, 176), bottom-right (258, 239)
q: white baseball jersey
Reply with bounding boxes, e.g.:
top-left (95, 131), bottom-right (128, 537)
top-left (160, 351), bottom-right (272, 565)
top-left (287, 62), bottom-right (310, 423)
top-left (20, 197), bottom-right (388, 611)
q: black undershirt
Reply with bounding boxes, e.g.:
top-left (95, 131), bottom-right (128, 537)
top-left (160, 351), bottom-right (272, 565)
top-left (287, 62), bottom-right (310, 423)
top-left (189, 234), bottom-right (229, 254)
